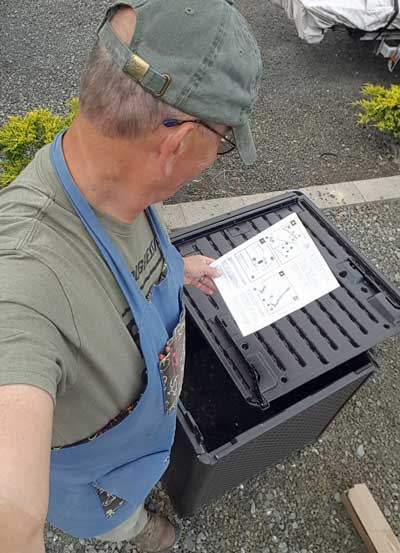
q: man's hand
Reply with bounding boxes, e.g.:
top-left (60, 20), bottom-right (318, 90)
top-left (183, 255), bottom-right (222, 295)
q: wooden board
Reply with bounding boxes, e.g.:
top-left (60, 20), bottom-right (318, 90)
top-left (342, 483), bottom-right (400, 553)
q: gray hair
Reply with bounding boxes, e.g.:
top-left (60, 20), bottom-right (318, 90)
top-left (79, 19), bottom-right (186, 138)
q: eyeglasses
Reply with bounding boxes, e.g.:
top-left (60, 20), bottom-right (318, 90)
top-left (163, 119), bottom-right (236, 156)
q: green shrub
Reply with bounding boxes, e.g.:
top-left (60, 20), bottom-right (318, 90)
top-left (0, 98), bottom-right (79, 187)
top-left (355, 83), bottom-right (400, 140)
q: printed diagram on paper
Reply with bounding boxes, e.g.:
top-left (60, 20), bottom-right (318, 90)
top-left (252, 272), bottom-right (296, 314)
top-left (211, 214), bottom-right (339, 336)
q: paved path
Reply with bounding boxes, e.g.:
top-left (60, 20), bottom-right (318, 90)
top-left (163, 176), bottom-right (400, 229)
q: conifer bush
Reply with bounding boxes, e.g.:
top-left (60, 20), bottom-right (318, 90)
top-left (0, 98), bottom-right (78, 187)
top-left (355, 83), bottom-right (400, 139)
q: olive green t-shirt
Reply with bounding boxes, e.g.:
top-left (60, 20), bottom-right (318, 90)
top-left (0, 144), bottom-right (167, 447)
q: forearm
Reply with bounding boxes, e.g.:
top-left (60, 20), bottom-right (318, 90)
top-left (0, 500), bottom-right (46, 553)
top-left (0, 534), bottom-right (46, 553)
top-left (0, 385), bottom-right (53, 553)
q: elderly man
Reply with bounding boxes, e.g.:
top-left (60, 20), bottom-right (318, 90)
top-left (0, 1), bottom-right (261, 551)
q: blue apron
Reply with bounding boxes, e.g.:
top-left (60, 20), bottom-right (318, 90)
top-left (47, 132), bottom-right (185, 538)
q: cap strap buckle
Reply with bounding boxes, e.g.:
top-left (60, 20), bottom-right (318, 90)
top-left (126, 54), bottom-right (150, 79)
top-left (98, 21), bottom-right (171, 98)
top-left (154, 74), bottom-right (171, 97)
top-left (125, 54), bottom-right (171, 97)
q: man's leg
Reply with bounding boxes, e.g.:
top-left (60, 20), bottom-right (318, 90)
top-left (96, 502), bottom-right (179, 552)
top-left (96, 502), bottom-right (148, 542)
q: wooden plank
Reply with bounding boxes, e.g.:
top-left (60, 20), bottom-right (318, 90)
top-left (342, 488), bottom-right (378, 553)
top-left (342, 484), bottom-right (400, 553)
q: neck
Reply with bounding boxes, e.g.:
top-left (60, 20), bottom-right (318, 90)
top-left (62, 115), bottom-right (158, 223)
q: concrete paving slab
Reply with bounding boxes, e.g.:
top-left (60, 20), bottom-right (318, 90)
top-left (299, 181), bottom-right (365, 209)
top-left (165, 175), bottom-right (400, 230)
top-left (240, 190), bottom-right (287, 206)
top-left (354, 175), bottom-right (400, 202)
top-left (179, 196), bottom-right (246, 227)
top-left (161, 204), bottom-right (188, 230)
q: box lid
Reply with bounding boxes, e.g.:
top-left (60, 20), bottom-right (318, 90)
top-left (172, 192), bottom-right (400, 409)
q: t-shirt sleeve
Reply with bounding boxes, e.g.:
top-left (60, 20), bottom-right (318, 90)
top-left (0, 254), bottom-right (79, 406)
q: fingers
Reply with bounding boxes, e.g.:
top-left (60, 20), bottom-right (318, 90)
top-left (182, 255), bottom-right (222, 295)
top-left (202, 257), bottom-right (223, 278)
top-left (183, 255), bottom-right (222, 280)
top-left (193, 275), bottom-right (218, 295)
top-left (201, 275), bottom-right (218, 290)
top-left (204, 265), bottom-right (223, 279)
top-left (195, 282), bottom-right (217, 295)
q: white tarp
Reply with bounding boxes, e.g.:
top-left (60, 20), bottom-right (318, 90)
top-left (271, 0), bottom-right (400, 43)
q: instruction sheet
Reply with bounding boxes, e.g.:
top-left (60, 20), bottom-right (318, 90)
top-left (211, 213), bottom-right (339, 336)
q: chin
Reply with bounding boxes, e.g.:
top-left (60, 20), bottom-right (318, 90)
top-left (154, 175), bottom-right (196, 204)
top-left (154, 187), bottom-right (182, 203)
top-left (168, 178), bottom-right (192, 197)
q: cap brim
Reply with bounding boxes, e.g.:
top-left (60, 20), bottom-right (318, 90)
top-left (232, 120), bottom-right (257, 166)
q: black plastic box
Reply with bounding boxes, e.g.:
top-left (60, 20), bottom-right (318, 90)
top-left (165, 338), bottom-right (374, 516)
top-left (163, 192), bottom-right (400, 516)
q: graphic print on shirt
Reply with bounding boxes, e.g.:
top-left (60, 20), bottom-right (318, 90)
top-left (131, 238), bottom-right (162, 291)
top-left (122, 236), bottom-right (166, 348)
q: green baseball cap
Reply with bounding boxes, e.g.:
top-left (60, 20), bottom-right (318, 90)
top-left (97, 0), bottom-right (262, 165)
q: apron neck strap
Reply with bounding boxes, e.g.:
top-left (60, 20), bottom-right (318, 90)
top-left (50, 131), bottom-right (149, 319)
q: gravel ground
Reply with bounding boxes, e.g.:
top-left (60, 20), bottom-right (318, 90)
top-left (1, 0), bottom-right (400, 203)
top-left (1, 2), bottom-right (399, 551)
top-left (44, 199), bottom-right (400, 553)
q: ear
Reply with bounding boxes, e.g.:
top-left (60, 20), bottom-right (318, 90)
top-left (159, 122), bottom-right (196, 177)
